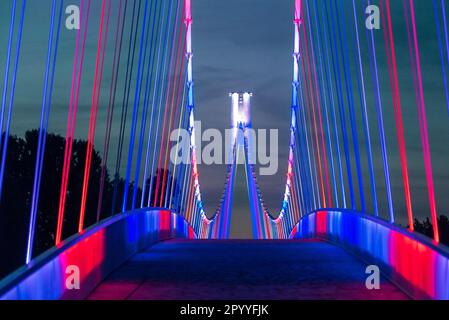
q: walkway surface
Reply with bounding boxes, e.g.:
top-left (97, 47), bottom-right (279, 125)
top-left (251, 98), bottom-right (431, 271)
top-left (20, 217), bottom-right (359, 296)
top-left (88, 239), bottom-right (408, 300)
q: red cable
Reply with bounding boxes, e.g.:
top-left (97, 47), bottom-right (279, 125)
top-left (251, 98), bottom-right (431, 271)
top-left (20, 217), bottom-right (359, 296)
top-left (407, 0), bottom-right (439, 242)
top-left (79, 0), bottom-right (111, 232)
top-left (154, 2), bottom-right (183, 206)
top-left (160, 10), bottom-right (187, 207)
top-left (380, 0), bottom-right (414, 230)
top-left (301, 1), bottom-right (332, 207)
top-left (298, 19), bottom-right (326, 208)
top-left (56, 0), bottom-right (91, 244)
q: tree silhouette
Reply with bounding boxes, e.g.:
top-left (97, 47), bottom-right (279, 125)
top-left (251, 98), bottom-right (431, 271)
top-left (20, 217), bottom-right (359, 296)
top-left (0, 130), bottom-right (181, 279)
top-left (414, 215), bottom-right (449, 246)
top-left (0, 130), bottom-right (114, 277)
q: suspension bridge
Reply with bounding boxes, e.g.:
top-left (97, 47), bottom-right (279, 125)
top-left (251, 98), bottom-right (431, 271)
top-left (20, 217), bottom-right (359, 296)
top-left (0, 0), bottom-right (448, 300)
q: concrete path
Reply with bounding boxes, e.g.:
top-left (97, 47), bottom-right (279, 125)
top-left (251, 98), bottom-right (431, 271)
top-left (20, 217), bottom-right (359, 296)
top-left (88, 239), bottom-right (408, 300)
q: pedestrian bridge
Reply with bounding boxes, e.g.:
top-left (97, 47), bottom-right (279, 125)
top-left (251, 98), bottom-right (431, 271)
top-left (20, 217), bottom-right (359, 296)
top-left (1, 0), bottom-right (449, 301)
top-left (1, 209), bottom-right (448, 300)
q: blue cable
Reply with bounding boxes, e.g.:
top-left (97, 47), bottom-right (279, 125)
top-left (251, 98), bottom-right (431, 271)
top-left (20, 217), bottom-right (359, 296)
top-left (335, 0), bottom-right (366, 211)
top-left (27, 0), bottom-right (63, 264)
top-left (297, 68), bottom-right (316, 211)
top-left (131, 0), bottom-right (160, 209)
top-left (326, 0), bottom-right (355, 209)
top-left (351, 0), bottom-right (378, 215)
top-left (441, 0), bottom-right (449, 115)
top-left (0, 0), bottom-right (17, 156)
top-left (434, 0), bottom-right (449, 116)
top-left (365, 0), bottom-right (394, 222)
top-left (163, 0), bottom-right (183, 208)
top-left (307, 0), bottom-right (338, 208)
top-left (148, 0), bottom-right (176, 207)
top-left (111, 0), bottom-right (141, 215)
top-left (319, 0), bottom-right (346, 208)
top-left (167, 76), bottom-right (188, 208)
top-left (0, 0), bottom-right (27, 201)
top-left (141, 0), bottom-right (167, 208)
top-left (122, 0), bottom-right (150, 212)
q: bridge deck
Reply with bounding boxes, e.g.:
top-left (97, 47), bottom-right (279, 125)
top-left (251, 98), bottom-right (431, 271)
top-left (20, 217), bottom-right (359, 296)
top-left (88, 239), bottom-right (408, 300)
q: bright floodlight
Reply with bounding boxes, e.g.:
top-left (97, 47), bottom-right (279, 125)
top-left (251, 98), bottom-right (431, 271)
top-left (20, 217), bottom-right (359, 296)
top-left (230, 92), bottom-right (252, 127)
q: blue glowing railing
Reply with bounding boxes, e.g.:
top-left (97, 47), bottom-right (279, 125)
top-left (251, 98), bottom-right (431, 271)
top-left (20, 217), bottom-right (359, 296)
top-left (0, 209), bottom-right (195, 300)
top-left (292, 209), bottom-right (449, 300)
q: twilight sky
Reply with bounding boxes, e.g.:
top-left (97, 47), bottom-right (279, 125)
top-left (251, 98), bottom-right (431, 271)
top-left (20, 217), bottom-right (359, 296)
top-left (0, 0), bottom-right (448, 238)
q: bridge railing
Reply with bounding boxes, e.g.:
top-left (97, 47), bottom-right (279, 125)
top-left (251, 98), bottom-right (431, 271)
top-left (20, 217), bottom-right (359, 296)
top-left (0, 209), bottom-right (195, 300)
top-left (292, 209), bottom-right (449, 300)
